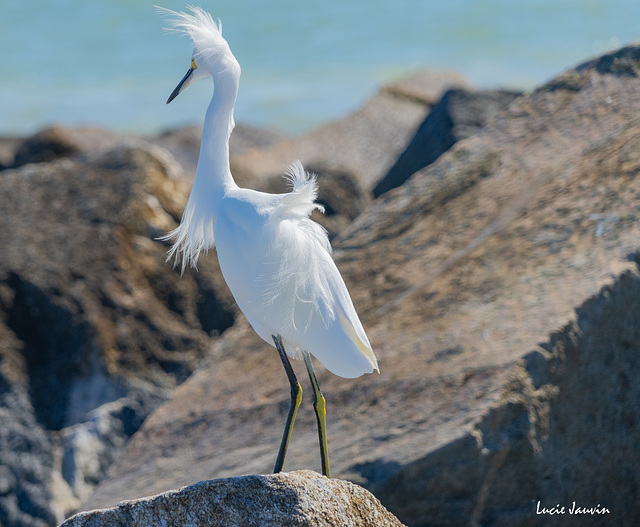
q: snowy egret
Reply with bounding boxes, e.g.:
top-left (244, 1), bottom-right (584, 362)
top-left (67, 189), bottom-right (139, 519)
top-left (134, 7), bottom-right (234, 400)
top-left (160, 7), bottom-right (378, 478)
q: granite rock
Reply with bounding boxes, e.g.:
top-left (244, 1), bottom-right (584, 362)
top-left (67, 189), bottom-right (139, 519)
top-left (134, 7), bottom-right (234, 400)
top-left (373, 87), bottom-right (521, 197)
top-left (150, 123), bottom-right (284, 179)
top-left (10, 126), bottom-right (125, 168)
top-left (61, 471), bottom-right (405, 527)
top-left (0, 142), bottom-right (237, 525)
top-left (230, 69), bottom-right (471, 192)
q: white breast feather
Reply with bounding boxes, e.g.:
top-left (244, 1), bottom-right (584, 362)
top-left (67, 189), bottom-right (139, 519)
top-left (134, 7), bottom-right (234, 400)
top-left (159, 173), bottom-right (216, 275)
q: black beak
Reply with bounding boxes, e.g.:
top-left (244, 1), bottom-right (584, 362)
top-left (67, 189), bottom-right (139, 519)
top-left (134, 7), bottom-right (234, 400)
top-left (166, 66), bottom-right (195, 104)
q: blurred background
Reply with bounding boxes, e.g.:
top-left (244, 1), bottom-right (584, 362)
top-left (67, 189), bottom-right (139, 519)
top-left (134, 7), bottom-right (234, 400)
top-left (2, 0), bottom-right (639, 136)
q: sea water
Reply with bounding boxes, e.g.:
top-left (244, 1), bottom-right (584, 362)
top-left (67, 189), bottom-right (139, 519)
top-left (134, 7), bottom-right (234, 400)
top-left (1, 0), bottom-right (638, 136)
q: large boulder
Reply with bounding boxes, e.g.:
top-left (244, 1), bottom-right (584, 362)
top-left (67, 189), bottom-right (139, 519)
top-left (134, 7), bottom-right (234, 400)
top-left (0, 142), bottom-right (237, 525)
top-left (60, 471), bottom-right (405, 527)
top-left (229, 69), bottom-right (470, 238)
top-left (230, 69), bottom-right (471, 191)
top-left (9, 126), bottom-right (125, 168)
top-left (80, 44), bottom-right (640, 526)
top-left (151, 123), bottom-right (284, 179)
top-left (373, 87), bottom-right (521, 197)
top-left (375, 268), bottom-right (640, 526)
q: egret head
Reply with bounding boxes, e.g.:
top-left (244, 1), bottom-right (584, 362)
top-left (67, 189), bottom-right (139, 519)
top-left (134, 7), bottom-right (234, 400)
top-left (159, 6), bottom-right (240, 104)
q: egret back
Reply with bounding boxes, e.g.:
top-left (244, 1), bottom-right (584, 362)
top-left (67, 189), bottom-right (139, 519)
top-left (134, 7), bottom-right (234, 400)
top-left (214, 163), bottom-right (378, 379)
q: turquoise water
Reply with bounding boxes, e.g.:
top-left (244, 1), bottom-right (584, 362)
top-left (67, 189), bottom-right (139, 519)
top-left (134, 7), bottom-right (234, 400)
top-left (1, 0), bottom-right (639, 135)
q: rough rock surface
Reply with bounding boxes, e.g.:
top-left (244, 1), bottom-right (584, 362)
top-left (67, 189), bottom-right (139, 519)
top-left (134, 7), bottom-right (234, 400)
top-left (0, 142), bottom-right (237, 526)
top-left (373, 87), bottom-right (521, 197)
top-left (150, 123), bottom-right (284, 179)
top-left (229, 69), bottom-right (470, 191)
top-left (60, 471), bottom-right (405, 527)
top-left (9, 126), bottom-right (126, 168)
top-left (376, 268), bottom-right (640, 526)
top-left (80, 44), bottom-right (640, 527)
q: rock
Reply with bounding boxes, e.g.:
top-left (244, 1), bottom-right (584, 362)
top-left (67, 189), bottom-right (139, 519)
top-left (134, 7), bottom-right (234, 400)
top-left (10, 126), bottom-right (125, 168)
top-left (60, 398), bottom-right (147, 504)
top-left (380, 69), bottom-right (473, 104)
top-left (151, 123), bottom-right (283, 179)
top-left (229, 123), bottom-right (285, 157)
top-left (0, 136), bottom-right (22, 170)
top-left (230, 69), bottom-right (470, 192)
top-left (0, 142), bottom-right (237, 524)
top-left (60, 471), bottom-right (405, 527)
top-left (375, 268), bottom-right (640, 526)
top-left (0, 333), bottom-right (59, 527)
top-left (150, 125), bottom-right (202, 176)
top-left (81, 44), bottom-right (640, 527)
top-left (373, 88), bottom-right (521, 197)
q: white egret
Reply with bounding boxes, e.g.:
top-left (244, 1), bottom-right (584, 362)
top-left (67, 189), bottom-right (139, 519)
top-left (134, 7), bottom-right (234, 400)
top-left (159, 6), bottom-right (378, 478)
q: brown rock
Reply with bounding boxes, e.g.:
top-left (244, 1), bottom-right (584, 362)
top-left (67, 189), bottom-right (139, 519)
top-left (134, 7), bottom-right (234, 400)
top-left (0, 142), bottom-right (237, 525)
top-left (374, 87), bottom-right (521, 197)
top-left (0, 135), bottom-right (22, 170)
top-left (230, 69), bottom-right (471, 191)
top-left (61, 471), bottom-right (405, 527)
top-left (11, 125), bottom-right (125, 168)
top-left (151, 123), bottom-right (284, 179)
top-left (376, 268), bottom-right (640, 526)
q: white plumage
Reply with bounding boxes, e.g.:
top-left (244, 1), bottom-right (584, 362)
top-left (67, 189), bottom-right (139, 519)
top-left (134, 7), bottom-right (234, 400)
top-left (160, 7), bottom-right (378, 379)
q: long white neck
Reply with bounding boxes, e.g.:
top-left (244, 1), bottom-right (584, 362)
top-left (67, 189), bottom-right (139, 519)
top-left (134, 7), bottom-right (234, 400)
top-left (164, 69), bottom-right (240, 273)
top-left (196, 70), bottom-right (239, 195)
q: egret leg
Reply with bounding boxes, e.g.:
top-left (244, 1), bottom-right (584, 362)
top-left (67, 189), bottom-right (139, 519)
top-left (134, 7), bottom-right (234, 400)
top-left (302, 350), bottom-right (330, 478)
top-left (272, 334), bottom-right (302, 474)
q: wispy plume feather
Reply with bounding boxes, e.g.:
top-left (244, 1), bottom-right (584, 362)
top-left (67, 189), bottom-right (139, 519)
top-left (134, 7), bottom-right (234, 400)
top-left (280, 161), bottom-right (325, 218)
top-left (156, 5), bottom-right (229, 62)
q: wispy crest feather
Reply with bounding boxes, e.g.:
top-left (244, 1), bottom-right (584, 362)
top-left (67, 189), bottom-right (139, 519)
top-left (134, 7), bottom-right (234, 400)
top-left (157, 5), bottom-right (229, 62)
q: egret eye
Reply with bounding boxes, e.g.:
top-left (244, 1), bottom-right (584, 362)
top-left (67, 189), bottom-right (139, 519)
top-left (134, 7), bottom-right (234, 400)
top-left (191, 57), bottom-right (197, 70)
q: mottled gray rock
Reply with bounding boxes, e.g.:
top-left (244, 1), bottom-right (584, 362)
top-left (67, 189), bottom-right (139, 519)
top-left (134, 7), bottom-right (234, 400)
top-left (0, 136), bottom-right (22, 170)
top-left (10, 126), bottom-right (125, 168)
top-left (61, 471), bottom-right (405, 527)
top-left (60, 398), bottom-right (147, 504)
top-left (0, 338), bottom-right (58, 527)
top-left (230, 69), bottom-right (470, 192)
top-left (374, 88), bottom-right (521, 197)
top-left (376, 268), bottom-right (640, 526)
top-left (0, 142), bottom-right (237, 525)
top-left (151, 123), bottom-right (284, 178)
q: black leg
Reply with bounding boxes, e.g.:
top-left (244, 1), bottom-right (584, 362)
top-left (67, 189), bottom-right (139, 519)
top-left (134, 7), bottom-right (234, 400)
top-left (272, 334), bottom-right (302, 474)
top-left (302, 350), bottom-right (330, 478)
